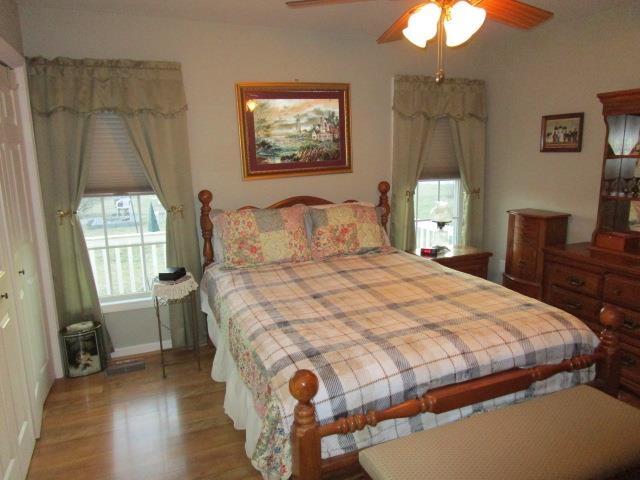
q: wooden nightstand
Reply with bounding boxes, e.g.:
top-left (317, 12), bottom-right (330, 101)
top-left (410, 246), bottom-right (493, 279)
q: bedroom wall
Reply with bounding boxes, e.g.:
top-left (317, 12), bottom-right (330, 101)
top-left (18, 5), bottom-right (486, 352)
top-left (477, 2), bottom-right (640, 281)
top-left (0, 0), bottom-right (22, 54)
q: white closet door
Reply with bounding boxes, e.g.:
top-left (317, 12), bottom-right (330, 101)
top-left (0, 223), bottom-right (35, 480)
top-left (0, 67), bottom-right (51, 433)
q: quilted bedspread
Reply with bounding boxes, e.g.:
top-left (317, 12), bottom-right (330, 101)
top-left (202, 250), bottom-right (599, 479)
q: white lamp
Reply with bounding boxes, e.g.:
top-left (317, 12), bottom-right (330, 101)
top-left (444, 0), bottom-right (487, 47)
top-left (402, 2), bottom-right (441, 48)
top-left (429, 200), bottom-right (453, 250)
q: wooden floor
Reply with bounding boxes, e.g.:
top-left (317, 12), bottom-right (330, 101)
top-left (27, 347), bottom-right (639, 480)
top-left (27, 347), bottom-right (261, 480)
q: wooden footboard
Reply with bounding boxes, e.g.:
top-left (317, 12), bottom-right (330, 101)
top-left (288, 305), bottom-right (623, 480)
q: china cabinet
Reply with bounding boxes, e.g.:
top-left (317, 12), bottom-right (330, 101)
top-left (543, 89), bottom-right (640, 396)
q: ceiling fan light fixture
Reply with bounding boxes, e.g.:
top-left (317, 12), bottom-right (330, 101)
top-left (444, 0), bottom-right (486, 47)
top-left (402, 2), bottom-right (441, 48)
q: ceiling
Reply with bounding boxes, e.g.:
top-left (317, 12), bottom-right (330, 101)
top-left (17, 0), bottom-right (629, 39)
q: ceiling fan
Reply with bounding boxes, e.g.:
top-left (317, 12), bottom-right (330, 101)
top-left (286, 0), bottom-right (553, 83)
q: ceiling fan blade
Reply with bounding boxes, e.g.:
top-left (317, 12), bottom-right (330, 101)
top-left (479, 0), bottom-right (553, 29)
top-left (286, 0), bottom-right (373, 7)
top-left (376, 3), bottom-right (427, 44)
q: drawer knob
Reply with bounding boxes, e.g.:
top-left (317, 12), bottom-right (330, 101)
top-left (567, 276), bottom-right (585, 287)
top-left (621, 356), bottom-right (637, 368)
top-left (561, 301), bottom-right (582, 311)
top-left (623, 319), bottom-right (639, 331)
top-left (613, 288), bottom-right (623, 296)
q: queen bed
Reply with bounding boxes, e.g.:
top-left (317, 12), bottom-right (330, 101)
top-left (197, 182), bottom-right (622, 480)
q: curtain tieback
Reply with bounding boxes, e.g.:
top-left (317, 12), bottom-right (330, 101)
top-left (56, 209), bottom-right (77, 225)
top-left (405, 189), bottom-right (415, 202)
top-left (465, 188), bottom-right (481, 200)
top-left (168, 204), bottom-right (184, 218)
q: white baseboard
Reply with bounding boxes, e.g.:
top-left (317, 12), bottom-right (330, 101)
top-left (111, 339), bottom-right (173, 359)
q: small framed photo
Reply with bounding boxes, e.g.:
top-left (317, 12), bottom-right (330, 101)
top-left (540, 112), bottom-right (584, 152)
top-left (236, 82), bottom-right (352, 180)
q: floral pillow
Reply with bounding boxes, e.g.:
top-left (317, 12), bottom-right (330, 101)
top-left (213, 205), bottom-right (311, 268)
top-left (308, 203), bottom-right (387, 259)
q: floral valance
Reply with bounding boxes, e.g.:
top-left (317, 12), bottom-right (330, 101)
top-left (393, 75), bottom-right (486, 121)
top-left (27, 57), bottom-right (188, 117)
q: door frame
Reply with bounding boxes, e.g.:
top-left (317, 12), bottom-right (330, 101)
top-left (0, 36), bottom-right (63, 379)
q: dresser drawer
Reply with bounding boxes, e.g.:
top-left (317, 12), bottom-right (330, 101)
top-left (545, 262), bottom-right (602, 297)
top-left (603, 274), bottom-right (640, 310)
top-left (616, 306), bottom-right (640, 341)
top-left (620, 343), bottom-right (640, 396)
top-left (547, 285), bottom-right (602, 322)
top-left (514, 216), bottom-right (539, 247)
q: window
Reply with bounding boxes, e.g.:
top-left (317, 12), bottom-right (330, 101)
top-left (79, 194), bottom-right (167, 300)
top-left (79, 113), bottom-right (166, 303)
top-left (414, 179), bottom-right (462, 249)
top-left (414, 117), bottom-right (462, 249)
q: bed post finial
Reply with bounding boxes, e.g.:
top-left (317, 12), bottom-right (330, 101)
top-left (198, 190), bottom-right (214, 270)
top-left (377, 181), bottom-right (391, 232)
top-left (289, 370), bottom-right (321, 480)
top-left (595, 305), bottom-right (623, 397)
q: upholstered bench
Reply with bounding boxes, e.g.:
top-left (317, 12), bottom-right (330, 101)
top-left (359, 386), bottom-right (640, 480)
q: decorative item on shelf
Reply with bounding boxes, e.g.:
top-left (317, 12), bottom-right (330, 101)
top-left (603, 178), bottom-right (617, 196)
top-left (540, 113), bottom-right (584, 152)
top-left (622, 177), bottom-right (635, 196)
top-left (429, 200), bottom-right (453, 252)
top-left (158, 266), bottom-right (186, 282)
top-left (632, 177), bottom-right (640, 198)
top-left (236, 82), bottom-right (351, 180)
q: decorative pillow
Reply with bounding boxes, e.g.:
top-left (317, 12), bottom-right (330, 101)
top-left (212, 205), bottom-right (311, 268)
top-left (308, 203), bottom-right (387, 259)
top-left (304, 202), bottom-right (389, 244)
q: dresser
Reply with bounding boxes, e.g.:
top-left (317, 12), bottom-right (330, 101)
top-left (543, 243), bottom-right (640, 396)
top-left (503, 209), bottom-right (570, 299)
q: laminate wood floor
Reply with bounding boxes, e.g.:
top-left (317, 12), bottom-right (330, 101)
top-left (27, 347), bottom-right (262, 480)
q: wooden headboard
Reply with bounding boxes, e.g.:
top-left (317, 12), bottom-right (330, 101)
top-left (197, 181), bottom-right (390, 270)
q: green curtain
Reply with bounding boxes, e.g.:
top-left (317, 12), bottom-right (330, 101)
top-left (27, 57), bottom-right (201, 349)
top-left (449, 117), bottom-right (486, 247)
top-left (29, 108), bottom-right (112, 350)
top-left (391, 75), bottom-right (487, 250)
top-left (123, 112), bottom-right (203, 348)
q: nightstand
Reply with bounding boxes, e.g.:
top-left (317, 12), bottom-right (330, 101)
top-left (410, 246), bottom-right (493, 279)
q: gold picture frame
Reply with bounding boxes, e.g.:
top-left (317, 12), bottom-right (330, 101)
top-left (236, 82), bottom-right (352, 180)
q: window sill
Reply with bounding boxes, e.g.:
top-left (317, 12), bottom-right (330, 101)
top-left (100, 296), bottom-right (154, 314)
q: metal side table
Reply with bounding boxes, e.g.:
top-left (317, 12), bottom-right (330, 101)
top-left (152, 272), bottom-right (201, 378)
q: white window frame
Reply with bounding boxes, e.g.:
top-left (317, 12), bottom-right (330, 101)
top-left (79, 193), bottom-right (166, 310)
top-left (414, 178), bottom-right (463, 248)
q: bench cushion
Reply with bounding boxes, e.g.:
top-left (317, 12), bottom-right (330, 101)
top-left (359, 386), bottom-right (640, 480)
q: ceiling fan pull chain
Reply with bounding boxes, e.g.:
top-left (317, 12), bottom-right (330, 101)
top-left (435, 9), bottom-right (445, 84)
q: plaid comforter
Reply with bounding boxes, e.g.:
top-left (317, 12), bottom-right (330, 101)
top-left (202, 250), bottom-right (598, 479)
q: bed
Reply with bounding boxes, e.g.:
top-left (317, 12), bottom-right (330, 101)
top-left (197, 182), bottom-right (622, 480)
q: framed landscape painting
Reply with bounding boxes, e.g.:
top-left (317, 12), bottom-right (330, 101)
top-left (540, 112), bottom-right (584, 152)
top-left (236, 82), bottom-right (352, 180)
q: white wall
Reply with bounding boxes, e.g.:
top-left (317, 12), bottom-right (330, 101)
top-left (19, 6), bottom-right (487, 349)
top-left (0, 0), bottom-right (22, 54)
top-left (475, 2), bottom-right (640, 280)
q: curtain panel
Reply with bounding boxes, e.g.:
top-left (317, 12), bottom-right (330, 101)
top-left (391, 75), bottom-right (487, 250)
top-left (27, 57), bottom-right (202, 349)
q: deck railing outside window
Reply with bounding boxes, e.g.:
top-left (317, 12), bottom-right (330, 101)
top-left (78, 194), bottom-right (167, 300)
top-left (414, 179), bottom-right (462, 249)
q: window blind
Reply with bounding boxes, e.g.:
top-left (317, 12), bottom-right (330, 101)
top-left (419, 118), bottom-right (460, 180)
top-left (85, 113), bottom-right (152, 195)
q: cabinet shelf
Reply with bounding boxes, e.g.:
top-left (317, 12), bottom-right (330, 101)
top-left (601, 195), bottom-right (640, 201)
